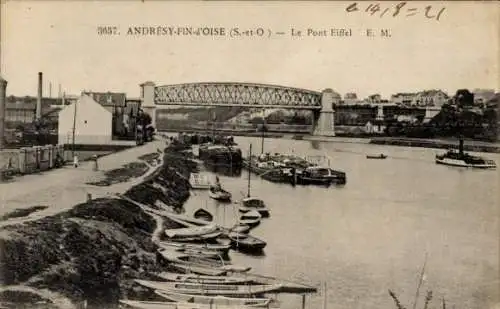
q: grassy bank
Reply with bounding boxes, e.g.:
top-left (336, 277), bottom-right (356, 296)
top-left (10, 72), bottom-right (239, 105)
top-left (0, 142), bottom-right (197, 308)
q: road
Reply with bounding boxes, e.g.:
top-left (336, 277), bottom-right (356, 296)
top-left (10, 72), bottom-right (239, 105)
top-left (0, 138), bottom-right (167, 227)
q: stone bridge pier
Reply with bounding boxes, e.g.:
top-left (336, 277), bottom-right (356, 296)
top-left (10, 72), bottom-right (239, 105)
top-left (312, 88), bottom-right (337, 137)
top-left (140, 81), bottom-right (157, 128)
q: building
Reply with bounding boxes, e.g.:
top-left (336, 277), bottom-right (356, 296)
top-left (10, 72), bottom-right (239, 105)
top-left (58, 94), bottom-right (113, 145)
top-left (390, 93), bottom-right (418, 105)
top-left (5, 96), bottom-right (53, 124)
top-left (343, 93), bottom-right (359, 105)
top-left (366, 94), bottom-right (382, 104)
top-left (473, 89), bottom-right (496, 105)
top-left (413, 90), bottom-right (449, 107)
top-left (82, 91), bottom-right (127, 112)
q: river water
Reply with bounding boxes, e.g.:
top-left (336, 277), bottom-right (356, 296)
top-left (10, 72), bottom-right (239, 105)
top-left (182, 136), bottom-right (499, 309)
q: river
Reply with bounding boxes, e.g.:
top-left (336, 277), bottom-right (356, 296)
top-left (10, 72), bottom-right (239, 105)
top-left (181, 136), bottom-right (499, 309)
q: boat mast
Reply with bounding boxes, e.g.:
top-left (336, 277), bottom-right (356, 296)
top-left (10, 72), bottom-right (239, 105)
top-left (247, 144), bottom-right (252, 198)
top-left (71, 95), bottom-right (78, 158)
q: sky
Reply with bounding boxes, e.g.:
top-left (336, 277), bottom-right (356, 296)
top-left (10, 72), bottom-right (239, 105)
top-left (1, 1), bottom-right (499, 99)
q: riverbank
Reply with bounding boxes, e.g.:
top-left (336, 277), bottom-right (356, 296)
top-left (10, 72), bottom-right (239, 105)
top-left (369, 137), bottom-right (500, 153)
top-left (0, 141), bottom-right (198, 308)
top-left (161, 130), bottom-right (500, 154)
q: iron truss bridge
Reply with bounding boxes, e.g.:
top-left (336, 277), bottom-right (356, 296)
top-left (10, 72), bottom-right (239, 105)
top-left (154, 82), bottom-right (322, 109)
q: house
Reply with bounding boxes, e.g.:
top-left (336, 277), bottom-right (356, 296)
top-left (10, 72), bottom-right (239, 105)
top-left (366, 94), bottom-right (382, 104)
top-left (390, 93), bottom-right (418, 105)
top-left (82, 91), bottom-right (127, 113)
top-left (412, 90), bottom-right (449, 107)
top-left (57, 95), bottom-right (113, 145)
top-left (343, 92), bottom-right (359, 105)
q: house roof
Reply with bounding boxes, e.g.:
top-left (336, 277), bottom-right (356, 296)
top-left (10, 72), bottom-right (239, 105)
top-left (417, 89), bottom-right (448, 97)
top-left (83, 92), bottom-right (126, 107)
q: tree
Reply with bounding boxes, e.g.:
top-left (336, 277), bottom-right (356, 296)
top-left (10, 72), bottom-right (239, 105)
top-left (454, 89), bottom-right (475, 108)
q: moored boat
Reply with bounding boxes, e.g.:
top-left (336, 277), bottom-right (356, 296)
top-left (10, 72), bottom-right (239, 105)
top-left (134, 280), bottom-right (282, 296)
top-left (165, 225), bottom-right (222, 242)
top-left (193, 208), bottom-right (213, 222)
top-left (228, 232), bottom-right (267, 252)
top-left (209, 187), bottom-right (232, 202)
top-left (238, 210), bottom-right (262, 228)
top-left (158, 241), bottom-right (231, 256)
top-left (239, 197), bottom-right (270, 218)
top-left (157, 248), bottom-right (251, 273)
top-left (296, 166), bottom-right (346, 186)
top-left (157, 272), bottom-right (254, 285)
top-left (157, 246), bottom-right (220, 260)
top-left (168, 263), bottom-right (228, 276)
top-left (119, 299), bottom-right (258, 309)
top-left (155, 290), bottom-right (272, 307)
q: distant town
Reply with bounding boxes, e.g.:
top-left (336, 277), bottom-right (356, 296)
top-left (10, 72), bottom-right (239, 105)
top-left (3, 87), bottom-right (499, 147)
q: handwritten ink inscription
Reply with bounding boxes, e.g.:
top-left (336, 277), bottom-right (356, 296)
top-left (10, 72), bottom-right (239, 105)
top-left (346, 2), bottom-right (446, 21)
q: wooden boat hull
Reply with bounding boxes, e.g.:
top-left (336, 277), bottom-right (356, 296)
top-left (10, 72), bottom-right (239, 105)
top-left (158, 246), bottom-right (220, 260)
top-left (159, 241), bottom-right (230, 255)
top-left (193, 208), bottom-right (214, 222)
top-left (168, 263), bottom-right (227, 276)
top-left (239, 207), bottom-right (270, 218)
top-left (228, 233), bottom-right (267, 252)
top-left (435, 158), bottom-right (496, 169)
top-left (134, 280), bottom-right (281, 297)
top-left (158, 248), bottom-right (250, 272)
top-left (155, 291), bottom-right (272, 307)
top-left (366, 155), bottom-right (387, 159)
top-left (120, 299), bottom-right (259, 309)
top-left (209, 190), bottom-right (232, 202)
top-left (157, 272), bottom-right (253, 285)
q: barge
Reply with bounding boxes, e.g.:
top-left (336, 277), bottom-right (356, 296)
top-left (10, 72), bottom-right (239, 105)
top-left (242, 154), bottom-right (346, 186)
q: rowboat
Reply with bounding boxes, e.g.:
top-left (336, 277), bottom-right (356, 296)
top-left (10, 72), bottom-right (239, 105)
top-left (193, 208), bottom-right (213, 222)
top-left (209, 187), bottom-right (232, 202)
top-left (134, 280), bottom-right (282, 296)
top-left (165, 225), bottom-right (222, 241)
top-left (239, 198), bottom-right (270, 218)
top-left (229, 223), bottom-right (251, 234)
top-left (157, 248), bottom-right (251, 273)
top-left (155, 290), bottom-right (272, 307)
top-left (157, 272), bottom-right (253, 285)
top-left (158, 246), bottom-right (220, 260)
top-left (168, 263), bottom-right (228, 276)
top-left (228, 232), bottom-right (267, 252)
top-left (238, 210), bottom-right (262, 228)
top-left (119, 300), bottom-right (258, 309)
top-left (366, 154), bottom-right (387, 159)
top-left (158, 241), bottom-right (231, 255)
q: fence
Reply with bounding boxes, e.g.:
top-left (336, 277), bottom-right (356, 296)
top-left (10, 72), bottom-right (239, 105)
top-left (0, 144), bottom-right (65, 175)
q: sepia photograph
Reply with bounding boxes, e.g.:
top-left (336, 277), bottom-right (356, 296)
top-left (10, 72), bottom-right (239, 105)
top-left (0, 1), bottom-right (498, 309)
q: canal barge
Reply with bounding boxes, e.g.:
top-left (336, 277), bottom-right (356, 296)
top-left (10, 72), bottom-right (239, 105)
top-left (242, 154), bottom-right (346, 186)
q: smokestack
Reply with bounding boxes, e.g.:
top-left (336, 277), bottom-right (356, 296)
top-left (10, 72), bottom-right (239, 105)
top-left (36, 72), bottom-right (42, 120)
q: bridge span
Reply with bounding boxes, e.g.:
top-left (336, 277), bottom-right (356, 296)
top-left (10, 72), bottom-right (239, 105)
top-left (140, 81), bottom-right (337, 136)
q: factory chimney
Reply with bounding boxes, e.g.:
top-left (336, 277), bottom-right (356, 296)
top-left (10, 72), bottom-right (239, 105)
top-left (36, 72), bottom-right (43, 120)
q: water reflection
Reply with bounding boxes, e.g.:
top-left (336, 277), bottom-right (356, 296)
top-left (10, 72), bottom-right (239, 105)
top-left (203, 163), bottom-right (242, 177)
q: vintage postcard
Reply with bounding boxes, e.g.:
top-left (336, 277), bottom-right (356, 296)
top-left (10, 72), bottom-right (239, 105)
top-left (0, 1), bottom-right (498, 309)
